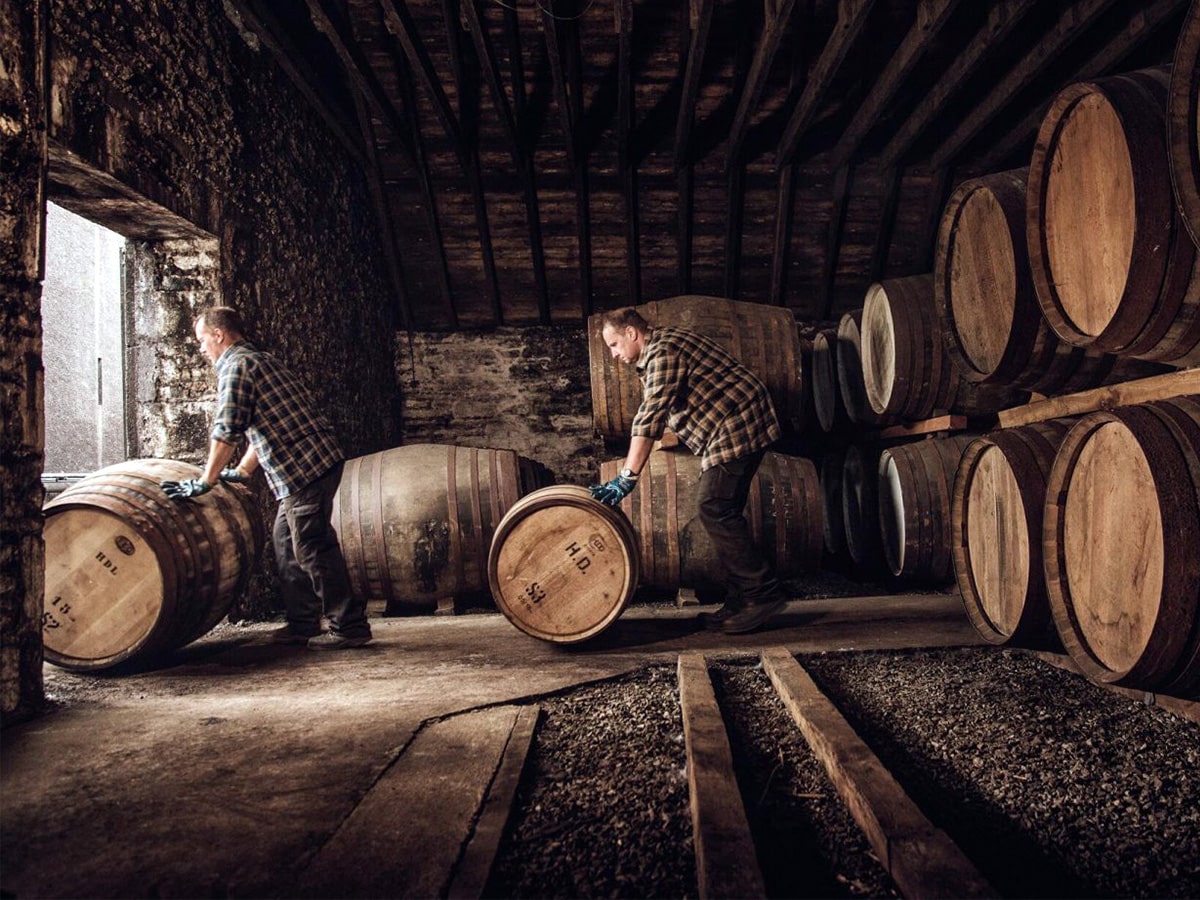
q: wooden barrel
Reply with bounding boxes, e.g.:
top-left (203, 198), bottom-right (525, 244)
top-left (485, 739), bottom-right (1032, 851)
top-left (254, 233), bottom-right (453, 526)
top-left (587, 296), bottom-right (804, 438)
top-left (1028, 68), bottom-right (1200, 365)
top-left (42, 459), bottom-right (264, 671)
top-left (936, 169), bottom-right (1128, 394)
top-left (331, 444), bottom-right (549, 613)
top-left (1043, 396), bottom-right (1200, 695)
top-left (487, 485), bottom-right (639, 643)
top-left (951, 420), bottom-right (1073, 649)
top-left (812, 327), bottom-right (850, 433)
top-left (835, 310), bottom-right (886, 426)
top-left (862, 275), bottom-right (961, 421)
top-left (841, 442), bottom-right (884, 572)
top-left (877, 435), bottom-right (976, 585)
top-left (1169, 2), bottom-right (1200, 248)
top-left (600, 450), bottom-right (823, 592)
top-left (819, 445), bottom-right (847, 557)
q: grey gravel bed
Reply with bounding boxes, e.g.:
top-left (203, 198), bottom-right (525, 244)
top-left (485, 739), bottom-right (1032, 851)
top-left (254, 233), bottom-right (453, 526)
top-left (800, 647), bottom-right (1200, 899)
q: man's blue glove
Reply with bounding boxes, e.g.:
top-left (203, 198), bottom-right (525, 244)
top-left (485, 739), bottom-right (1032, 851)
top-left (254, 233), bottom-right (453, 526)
top-left (589, 469), bottom-right (638, 506)
top-left (219, 467), bottom-right (249, 483)
top-left (161, 478), bottom-right (212, 500)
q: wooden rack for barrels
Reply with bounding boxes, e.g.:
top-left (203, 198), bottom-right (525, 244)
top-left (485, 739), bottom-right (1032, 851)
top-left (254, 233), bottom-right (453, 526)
top-left (42, 459), bottom-right (264, 671)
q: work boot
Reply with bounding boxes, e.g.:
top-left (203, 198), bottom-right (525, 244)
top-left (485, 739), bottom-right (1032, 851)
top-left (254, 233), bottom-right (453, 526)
top-left (697, 601), bottom-right (744, 631)
top-left (721, 597), bottom-right (787, 635)
top-left (269, 624), bottom-right (322, 645)
top-left (308, 631), bottom-right (372, 650)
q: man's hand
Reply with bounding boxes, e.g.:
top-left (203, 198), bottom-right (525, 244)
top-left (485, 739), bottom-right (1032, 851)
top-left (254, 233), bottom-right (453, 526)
top-left (161, 478), bottom-right (212, 500)
top-left (589, 471), bottom-right (638, 506)
top-left (219, 467), bottom-right (249, 483)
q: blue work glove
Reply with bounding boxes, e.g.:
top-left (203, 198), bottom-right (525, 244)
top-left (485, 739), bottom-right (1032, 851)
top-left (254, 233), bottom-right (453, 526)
top-left (589, 470), bottom-right (638, 506)
top-left (219, 467), bottom-right (249, 483)
top-left (161, 478), bottom-right (212, 500)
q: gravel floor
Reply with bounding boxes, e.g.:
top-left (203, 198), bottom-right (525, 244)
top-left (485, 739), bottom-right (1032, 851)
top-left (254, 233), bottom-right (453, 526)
top-left (485, 647), bottom-right (1200, 899)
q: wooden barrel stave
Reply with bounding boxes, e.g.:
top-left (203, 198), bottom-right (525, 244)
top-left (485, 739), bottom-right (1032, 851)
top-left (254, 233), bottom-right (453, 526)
top-left (1169, 2), bottom-right (1200, 248)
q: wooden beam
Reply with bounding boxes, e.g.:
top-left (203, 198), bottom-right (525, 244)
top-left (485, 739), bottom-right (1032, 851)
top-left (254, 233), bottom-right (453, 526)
top-left (776, 0), bottom-right (876, 168)
top-left (674, 0), bottom-right (716, 171)
top-left (879, 0), bottom-right (1037, 169)
top-left (829, 0), bottom-right (962, 170)
top-left (461, 0), bottom-right (551, 322)
top-left (616, 0), bottom-right (641, 305)
top-left (975, 0), bottom-right (1189, 172)
top-left (918, 166), bottom-right (953, 272)
top-left (229, 0), bottom-right (368, 171)
top-left (769, 162), bottom-right (796, 305)
top-left (544, 2), bottom-right (593, 316)
top-left (929, 0), bottom-right (1121, 169)
top-left (997, 369), bottom-right (1200, 428)
top-left (819, 164), bottom-right (853, 318)
top-left (677, 166), bottom-right (695, 295)
top-left (723, 164), bottom-right (745, 298)
top-left (725, 0), bottom-right (797, 172)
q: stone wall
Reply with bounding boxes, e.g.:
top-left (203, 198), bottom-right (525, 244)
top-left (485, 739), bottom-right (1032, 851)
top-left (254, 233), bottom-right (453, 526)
top-left (397, 327), bottom-right (608, 488)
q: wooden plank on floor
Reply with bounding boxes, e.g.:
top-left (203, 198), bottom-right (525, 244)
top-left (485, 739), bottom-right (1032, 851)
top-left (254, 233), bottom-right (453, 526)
top-left (298, 705), bottom-right (525, 899)
top-left (447, 705), bottom-right (540, 899)
top-left (677, 651), bottom-right (766, 900)
top-left (761, 648), bottom-right (996, 899)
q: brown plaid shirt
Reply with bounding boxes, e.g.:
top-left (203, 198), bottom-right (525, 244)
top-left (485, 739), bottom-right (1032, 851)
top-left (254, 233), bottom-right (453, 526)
top-left (632, 326), bottom-right (781, 470)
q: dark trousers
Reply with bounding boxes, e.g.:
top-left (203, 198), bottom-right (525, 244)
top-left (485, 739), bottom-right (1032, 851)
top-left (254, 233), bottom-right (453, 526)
top-left (272, 462), bottom-right (370, 637)
top-left (696, 450), bottom-right (781, 607)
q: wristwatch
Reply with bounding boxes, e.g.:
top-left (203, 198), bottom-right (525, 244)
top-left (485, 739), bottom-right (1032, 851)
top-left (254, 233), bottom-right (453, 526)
top-left (619, 466), bottom-right (639, 480)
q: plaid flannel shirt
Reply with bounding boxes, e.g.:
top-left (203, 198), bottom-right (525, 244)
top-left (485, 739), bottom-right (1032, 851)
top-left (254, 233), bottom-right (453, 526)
top-left (631, 326), bottom-right (781, 470)
top-left (211, 341), bottom-right (343, 499)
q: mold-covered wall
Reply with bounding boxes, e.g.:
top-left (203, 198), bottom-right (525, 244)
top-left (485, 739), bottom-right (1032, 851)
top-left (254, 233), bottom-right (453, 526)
top-left (397, 327), bottom-right (606, 488)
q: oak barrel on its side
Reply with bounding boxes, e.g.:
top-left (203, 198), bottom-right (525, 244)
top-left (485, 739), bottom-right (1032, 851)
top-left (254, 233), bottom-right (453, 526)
top-left (331, 444), bottom-right (547, 613)
top-left (812, 328), bottom-right (850, 433)
top-left (42, 459), bottom-right (264, 671)
top-left (587, 296), bottom-right (805, 438)
top-left (877, 435), bottom-right (977, 585)
top-left (936, 169), bottom-right (1125, 394)
top-left (1043, 397), bottom-right (1200, 696)
top-left (487, 486), bottom-right (639, 643)
top-left (819, 445), bottom-right (848, 557)
top-left (952, 420), bottom-right (1073, 649)
top-left (1169, 3), bottom-right (1200, 247)
top-left (1028, 68), bottom-right (1200, 365)
top-left (600, 450), bottom-right (823, 592)
top-left (841, 443), bottom-right (884, 573)
top-left (835, 311), bottom-right (886, 426)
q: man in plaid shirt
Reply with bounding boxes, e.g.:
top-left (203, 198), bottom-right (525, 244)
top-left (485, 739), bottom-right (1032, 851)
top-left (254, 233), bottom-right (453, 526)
top-left (161, 306), bottom-right (371, 650)
top-left (591, 307), bottom-right (787, 634)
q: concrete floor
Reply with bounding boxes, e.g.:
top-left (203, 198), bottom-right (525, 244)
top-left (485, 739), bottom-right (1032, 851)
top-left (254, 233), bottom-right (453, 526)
top-left (1, 593), bottom-right (982, 898)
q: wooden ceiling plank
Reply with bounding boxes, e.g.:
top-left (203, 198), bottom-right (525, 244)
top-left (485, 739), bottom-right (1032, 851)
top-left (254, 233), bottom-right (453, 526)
top-left (769, 162), bottom-right (796, 306)
top-left (975, 0), bottom-right (1189, 172)
top-left (461, 0), bottom-right (550, 322)
top-left (379, 0), bottom-right (468, 169)
top-left (543, 5), bottom-right (577, 169)
top-left (867, 164), bottom-right (902, 282)
top-left (929, 0), bottom-right (1121, 169)
top-left (675, 0), bottom-right (716, 171)
top-left (230, 0), bottom-right (368, 171)
top-left (677, 166), bottom-right (695, 295)
top-left (617, 0), bottom-right (641, 304)
top-left (829, 0), bottom-right (962, 170)
top-left (724, 164), bottom-right (746, 299)
top-left (819, 164), bottom-right (853, 318)
top-left (879, 0), bottom-right (1037, 169)
top-left (776, 0), bottom-right (877, 168)
top-left (726, 0), bottom-right (797, 171)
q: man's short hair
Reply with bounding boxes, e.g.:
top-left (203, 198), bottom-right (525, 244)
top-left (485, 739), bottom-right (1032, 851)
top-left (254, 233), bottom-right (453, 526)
top-left (197, 306), bottom-right (246, 336)
top-left (601, 306), bottom-right (651, 334)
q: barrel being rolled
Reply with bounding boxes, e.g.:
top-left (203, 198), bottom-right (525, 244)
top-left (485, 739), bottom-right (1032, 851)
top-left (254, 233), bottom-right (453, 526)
top-left (1169, 3), bottom-right (1200, 248)
top-left (877, 435), bottom-right (977, 585)
top-left (42, 459), bottom-right (264, 671)
top-left (331, 444), bottom-right (550, 613)
top-left (936, 169), bottom-right (1131, 394)
top-left (952, 420), bottom-right (1073, 649)
top-left (600, 449), bottom-right (823, 593)
top-left (587, 296), bottom-right (805, 438)
top-left (1028, 68), bottom-right (1200, 366)
top-left (487, 486), bottom-right (639, 642)
top-left (1043, 397), bottom-right (1200, 696)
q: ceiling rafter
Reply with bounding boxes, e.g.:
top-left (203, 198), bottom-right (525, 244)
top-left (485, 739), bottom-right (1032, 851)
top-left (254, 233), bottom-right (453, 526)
top-left (674, 0), bottom-right (716, 171)
top-left (461, 0), bottom-right (551, 322)
top-left (976, 0), bottom-right (1189, 172)
top-left (725, 0), bottom-right (797, 172)
top-left (776, 0), bottom-right (877, 168)
top-left (828, 0), bottom-right (962, 170)
top-left (929, 0), bottom-right (1122, 169)
top-left (616, 0), bottom-right (641, 304)
top-left (818, 164), bottom-right (852, 318)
